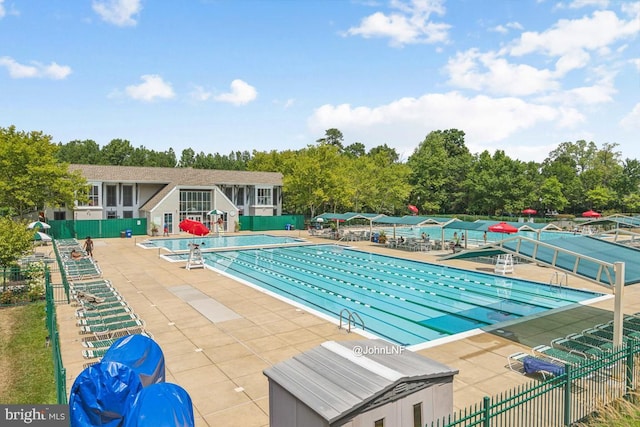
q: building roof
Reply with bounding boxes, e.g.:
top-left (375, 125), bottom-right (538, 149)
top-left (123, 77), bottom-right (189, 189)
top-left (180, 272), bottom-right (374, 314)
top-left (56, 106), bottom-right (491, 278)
top-left (69, 164), bottom-right (283, 212)
top-left (69, 164), bottom-right (282, 186)
top-left (263, 339), bottom-right (457, 426)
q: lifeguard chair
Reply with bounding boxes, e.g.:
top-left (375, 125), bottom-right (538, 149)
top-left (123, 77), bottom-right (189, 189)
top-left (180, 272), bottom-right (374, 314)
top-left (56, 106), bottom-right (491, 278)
top-left (186, 243), bottom-right (205, 270)
top-left (494, 254), bottom-right (514, 275)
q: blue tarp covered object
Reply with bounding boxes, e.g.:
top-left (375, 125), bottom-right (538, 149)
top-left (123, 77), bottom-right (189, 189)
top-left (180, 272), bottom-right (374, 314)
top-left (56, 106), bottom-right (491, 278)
top-left (123, 382), bottom-right (195, 427)
top-left (523, 356), bottom-right (565, 377)
top-left (101, 334), bottom-right (165, 387)
top-left (69, 361), bottom-right (143, 427)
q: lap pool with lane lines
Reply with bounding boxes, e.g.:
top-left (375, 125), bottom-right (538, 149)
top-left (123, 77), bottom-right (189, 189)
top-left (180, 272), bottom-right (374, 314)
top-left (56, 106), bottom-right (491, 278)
top-left (165, 244), bottom-right (605, 347)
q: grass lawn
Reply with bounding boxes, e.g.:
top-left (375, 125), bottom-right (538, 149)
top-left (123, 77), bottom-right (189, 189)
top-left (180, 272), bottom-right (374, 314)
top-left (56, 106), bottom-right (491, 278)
top-left (0, 302), bottom-right (56, 403)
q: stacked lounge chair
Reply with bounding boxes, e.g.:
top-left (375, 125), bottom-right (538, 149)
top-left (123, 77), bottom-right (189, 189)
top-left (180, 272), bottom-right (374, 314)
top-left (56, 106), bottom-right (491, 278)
top-left (54, 238), bottom-right (151, 362)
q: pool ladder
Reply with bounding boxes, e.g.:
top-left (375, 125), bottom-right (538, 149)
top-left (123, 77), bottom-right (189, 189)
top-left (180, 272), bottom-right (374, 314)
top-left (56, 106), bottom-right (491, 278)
top-left (549, 271), bottom-right (568, 289)
top-left (339, 309), bottom-right (365, 333)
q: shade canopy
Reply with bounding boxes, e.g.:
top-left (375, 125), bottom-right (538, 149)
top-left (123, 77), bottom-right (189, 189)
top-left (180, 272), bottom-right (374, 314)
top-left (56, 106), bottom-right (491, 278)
top-left (27, 221), bottom-right (51, 229)
top-left (407, 204), bottom-right (419, 214)
top-left (488, 222), bottom-right (519, 233)
top-left (178, 219), bottom-right (209, 236)
top-left (522, 208), bottom-right (537, 215)
top-left (582, 210), bottom-right (602, 218)
top-left (34, 231), bottom-right (52, 241)
top-left (207, 209), bottom-right (225, 215)
top-left (314, 217), bottom-right (324, 222)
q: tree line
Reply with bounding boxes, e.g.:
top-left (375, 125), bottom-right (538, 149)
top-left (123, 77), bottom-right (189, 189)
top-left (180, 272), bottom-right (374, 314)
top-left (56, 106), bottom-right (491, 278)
top-left (53, 128), bottom-right (640, 218)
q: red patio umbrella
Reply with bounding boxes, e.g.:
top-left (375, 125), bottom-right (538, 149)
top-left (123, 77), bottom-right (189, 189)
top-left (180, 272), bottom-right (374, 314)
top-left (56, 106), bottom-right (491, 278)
top-left (408, 204), bottom-right (419, 214)
top-left (521, 208), bottom-right (537, 215)
top-left (179, 219), bottom-right (210, 236)
top-left (488, 222), bottom-right (519, 234)
top-left (582, 210), bottom-right (601, 218)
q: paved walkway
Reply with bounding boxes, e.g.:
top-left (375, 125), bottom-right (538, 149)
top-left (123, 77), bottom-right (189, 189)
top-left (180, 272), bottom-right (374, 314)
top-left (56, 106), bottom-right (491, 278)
top-left (54, 230), bottom-right (640, 427)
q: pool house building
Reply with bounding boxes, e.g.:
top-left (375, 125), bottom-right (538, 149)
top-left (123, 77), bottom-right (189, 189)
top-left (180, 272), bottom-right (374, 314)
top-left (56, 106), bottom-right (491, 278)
top-left (50, 164), bottom-right (283, 235)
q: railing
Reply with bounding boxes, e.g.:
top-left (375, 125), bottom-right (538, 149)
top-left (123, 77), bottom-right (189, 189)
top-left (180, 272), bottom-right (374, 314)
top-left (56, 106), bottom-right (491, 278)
top-left (549, 271), bottom-right (568, 288)
top-left (339, 309), bottom-right (365, 333)
top-left (431, 340), bottom-right (640, 427)
top-left (45, 267), bottom-right (67, 404)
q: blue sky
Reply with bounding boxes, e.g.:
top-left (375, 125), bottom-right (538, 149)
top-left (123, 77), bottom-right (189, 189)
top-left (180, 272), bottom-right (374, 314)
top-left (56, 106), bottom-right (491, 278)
top-left (1, 0), bottom-right (638, 163)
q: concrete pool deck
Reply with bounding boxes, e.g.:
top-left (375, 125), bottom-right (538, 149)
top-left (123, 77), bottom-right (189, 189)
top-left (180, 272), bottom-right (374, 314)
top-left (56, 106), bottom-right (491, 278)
top-left (54, 230), bottom-right (640, 426)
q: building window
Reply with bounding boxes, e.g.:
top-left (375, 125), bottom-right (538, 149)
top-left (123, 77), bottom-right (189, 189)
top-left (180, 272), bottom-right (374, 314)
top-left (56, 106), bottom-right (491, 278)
top-left (374, 418), bottom-right (384, 427)
top-left (107, 211), bottom-right (118, 219)
top-left (122, 185), bottom-right (133, 207)
top-left (53, 211), bottom-right (66, 220)
top-left (179, 190), bottom-right (212, 225)
top-left (256, 188), bottom-right (272, 205)
top-left (413, 403), bottom-right (422, 427)
top-left (122, 210), bottom-right (133, 218)
top-left (236, 187), bottom-right (244, 206)
top-left (106, 185), bottom-right (117, 206)
top-left (79, 184), bottom-right (99, 206)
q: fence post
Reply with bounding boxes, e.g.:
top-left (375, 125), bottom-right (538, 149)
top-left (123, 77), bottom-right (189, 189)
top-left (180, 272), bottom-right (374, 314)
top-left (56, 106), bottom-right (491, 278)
top-left (482, 396), bottom-right (490, 427)
top-left (564, 364), bottom-right (572, 426)
top-left (626, 340), bottom-right (635, 398)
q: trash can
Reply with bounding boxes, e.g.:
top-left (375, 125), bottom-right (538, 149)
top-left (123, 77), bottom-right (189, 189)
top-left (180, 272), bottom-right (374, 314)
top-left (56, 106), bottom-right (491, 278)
top-left (285, 224), bottom-right (291, 230)
top-left (120, 231), bottom-right (126, 238)
top-left (372, 233), bottom-right (379, 243)
top-left (125, 229), bottom-right (132, 238)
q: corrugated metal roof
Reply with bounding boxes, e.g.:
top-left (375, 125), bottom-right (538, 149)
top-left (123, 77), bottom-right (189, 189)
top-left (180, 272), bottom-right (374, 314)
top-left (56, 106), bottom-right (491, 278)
top-left (372, 215), bottom-right (443, 225)
top-left (263, 339), bottom-right (457, 425)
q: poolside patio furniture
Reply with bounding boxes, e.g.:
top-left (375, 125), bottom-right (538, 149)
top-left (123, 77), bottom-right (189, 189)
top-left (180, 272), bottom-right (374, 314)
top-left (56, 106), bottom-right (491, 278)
top-left (77, 313), bottom-right (140, 327)
top-left (532, 345), bottom-right (588, 365)
top-left (551, 336), bottom-right (604, 358)
top-left (507, 352), bottom-right (565, 379)
top-left (76, 306), bottom-right (132, 319)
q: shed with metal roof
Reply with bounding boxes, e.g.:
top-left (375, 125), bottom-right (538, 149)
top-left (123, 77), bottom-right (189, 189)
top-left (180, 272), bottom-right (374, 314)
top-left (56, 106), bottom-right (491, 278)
top-left (263, 339), bottom-right (458, 427)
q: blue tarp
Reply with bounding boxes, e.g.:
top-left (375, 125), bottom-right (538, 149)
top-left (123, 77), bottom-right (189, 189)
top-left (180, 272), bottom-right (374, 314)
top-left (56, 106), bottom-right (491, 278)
top-left (523, 356), bottom-right (565, 376)
top-left (101, 334), bottom-right (165, 387)
top-left (69, 361), bottom-right (143, 427)
top-left (124, 383), bottom-right (195, 427)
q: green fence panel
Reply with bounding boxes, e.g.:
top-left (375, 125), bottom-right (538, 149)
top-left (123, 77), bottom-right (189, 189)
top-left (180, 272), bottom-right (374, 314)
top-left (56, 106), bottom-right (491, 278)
top-left (48, 218), bottom-right (147, 239)
top-left (239, 215), bottom-right (304, 231)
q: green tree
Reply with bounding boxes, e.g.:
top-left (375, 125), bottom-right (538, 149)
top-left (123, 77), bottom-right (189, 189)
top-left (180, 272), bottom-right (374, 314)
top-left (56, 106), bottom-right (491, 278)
top-left (316, 128), bottom-right (344, 151)
top-left (55, 139), bottom-right (101, 164)
top-left (0, 126), bottom-right (87, 216)
top-left (179, 148), bottom-right (195, 168)
top-left (0, 218), bottom-right (39, 288)
top-left (100, 139), bottom-right (135, 165)
top-left (539, 177), bottom-right (568, 213)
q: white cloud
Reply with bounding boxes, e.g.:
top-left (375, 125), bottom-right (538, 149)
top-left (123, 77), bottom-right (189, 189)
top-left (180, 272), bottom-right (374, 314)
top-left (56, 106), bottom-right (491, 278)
top-left (125, 75), bottom-right (175, 102)
top-left (566, 0), bottom-right (610, 8)
top-left (445, 49), bottom-right (559, 96)
top-left (0, 0), bottom-right (5, 19)
top-left (490, 22), bottom-right (524, 34)
top-left (345, 0), bottom-right (450, 47)
top-left (620, 103), bottom-right (640, 130)
top-left (508, 10), bottom-right (638, 59)
top-left (214, 79), bottom-right (257, 106)
top-left (631, 58), bottom-right (640, 71)
top-left (92, 0), bottom-right (142, 27)
top-left (0, 56), bottom-right (72, 79)
top-left (309, 91), bottom-right (562, 144)
top-left (189, 85), bottom-right (212, 101)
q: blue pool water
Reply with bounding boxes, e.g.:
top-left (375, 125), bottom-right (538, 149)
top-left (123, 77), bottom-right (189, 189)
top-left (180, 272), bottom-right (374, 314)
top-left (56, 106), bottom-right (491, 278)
top-left (165, 244), bottom-right (603, 346)
top-left (142, 234), bottom-right (304, 251)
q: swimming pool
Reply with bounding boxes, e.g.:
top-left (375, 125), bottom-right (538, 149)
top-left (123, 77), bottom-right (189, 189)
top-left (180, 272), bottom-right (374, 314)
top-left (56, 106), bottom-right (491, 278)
top-left (167, 244), bottom-right (603, 347)
top-left (139, 234), bottom-right (305, 251)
